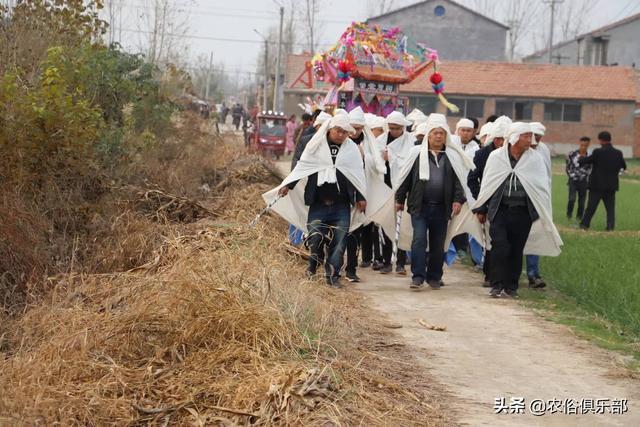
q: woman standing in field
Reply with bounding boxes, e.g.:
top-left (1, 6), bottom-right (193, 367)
top-left (285, 114), bottom-right (297, 156)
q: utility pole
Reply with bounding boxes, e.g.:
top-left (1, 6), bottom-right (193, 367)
top-left (545, 0), bottom-right (564, 64)
top-left (204, 52), bottom-right (213, 100)
top-left (254, 29), bottom-right (269, 112)
top-left (273, 5), bottom-right (284, 112)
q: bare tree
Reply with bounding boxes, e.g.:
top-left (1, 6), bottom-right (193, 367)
top-left (556, 0), bottom-right (598, 41)
top-left (300, 0), bottom-right (323, 53)
top-left (136, 0), bottom-right (194, 65)
top-left (104, 0), bottom-right (125, 45)
top-left (467, 0), bottom-right (499, 20)
top-left (366, 0), bottom-right (396, 17)
top-left (503, 0), bottom-right (543, 60)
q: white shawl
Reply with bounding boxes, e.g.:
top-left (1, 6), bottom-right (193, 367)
top-left (262, 120), bottom-right (367, 233)
top-left (472, 145), bottom-right (563, 256)
top-left (371, 115), bottom-right (477, 250)
top-left (377, 130), bottom-right (415, 182)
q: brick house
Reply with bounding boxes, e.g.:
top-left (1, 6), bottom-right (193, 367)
top-left (366, 0), bottom-right (508, 61)
top-left (284, 54), bottom-right (639, 158)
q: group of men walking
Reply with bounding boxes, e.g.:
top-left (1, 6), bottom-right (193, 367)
top-left (264, 105), bottom-right (624, 297)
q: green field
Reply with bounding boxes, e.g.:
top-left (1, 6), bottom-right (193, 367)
top-left (524, 168), bottom-right (640, 364)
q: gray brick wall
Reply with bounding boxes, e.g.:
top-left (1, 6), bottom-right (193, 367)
top-left (367, 0), bottom-right (507, 61)
top-left (524, 17), bottom-right (640, 67)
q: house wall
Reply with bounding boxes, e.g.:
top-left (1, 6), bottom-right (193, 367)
top-left (367, 0), bottom-right (506, 61)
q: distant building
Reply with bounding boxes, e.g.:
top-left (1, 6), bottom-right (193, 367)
top-left (523, 12), bottom-right (640, 67)
top-left (285, 54), bottom-right (640, 157)
top-left (366, 0), bottom-right (508, 61)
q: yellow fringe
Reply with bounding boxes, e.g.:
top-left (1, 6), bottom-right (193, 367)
top-left (438, 93), bottom-right (459, 113)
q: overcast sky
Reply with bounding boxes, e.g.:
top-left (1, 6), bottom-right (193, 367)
top-left (112, 0), bottom-right (638, 77)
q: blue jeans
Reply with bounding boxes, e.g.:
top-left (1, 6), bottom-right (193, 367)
top-left (410, 204), bottom-right (447, 283)
top-left (307, 202), bottom-right (350, 279)
top-left (526, 255), bottom-right (540, 278)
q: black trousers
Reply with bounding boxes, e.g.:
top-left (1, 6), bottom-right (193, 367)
top-left (567, 179), bottom-right (588, 219)
top-left (382, 234), bottom-right (406, 267)
top-left (489, 205), bottom-right (533, 291)
top-left (359, 223), bottom-right (382, 263)
top-left (452, 234), bottom-right (468, 253)
top-left (483, 248), bottom-right (492, 282)
top-left (345, 226), bottom-right (363, 274)
top-left (581, 190), bottom-right (616, 230)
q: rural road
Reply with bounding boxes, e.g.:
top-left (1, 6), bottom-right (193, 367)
top-left (272, 159), bottom-right (640, 426)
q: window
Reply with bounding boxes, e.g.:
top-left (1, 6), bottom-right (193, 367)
top-left (495, 100), bottom-right (533, 120)
top-left (544, 102), bottom-right (581, 122)
top-left (466, 99), bottom-right (485, 118)
top-left (563, 103), bottom-right (582, 122)
top-left (434, 5), bottom-right (446, 16)
top-left (514, 102), bottom-right (533, 120)
top-left (448, 98), bottom-right (485, 118)
top-left (408, 95), bottom-right (438, 114)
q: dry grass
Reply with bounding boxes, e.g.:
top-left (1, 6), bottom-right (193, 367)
top-left (0, 133), bottom-right (448, 426)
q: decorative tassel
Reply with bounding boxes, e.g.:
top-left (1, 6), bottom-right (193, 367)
top-left (438, 93), bottom-right (459, 113)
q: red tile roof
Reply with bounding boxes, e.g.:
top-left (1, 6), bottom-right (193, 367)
top-left (285, 54), bottom-right (637, 102)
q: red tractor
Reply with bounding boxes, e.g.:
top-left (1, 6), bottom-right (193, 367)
top-left (251, 111), bottom-right (287, 159)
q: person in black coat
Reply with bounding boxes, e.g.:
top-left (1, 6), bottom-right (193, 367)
top-left (579, 131), bottom-right (627, 231)
top-left (467, 134), bottom-right (505, 288)
top-left (395, 125), bottom-right (466, 290)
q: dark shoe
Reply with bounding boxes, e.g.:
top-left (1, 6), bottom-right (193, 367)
top-left (346, 272), bottom-right (361, 283)
top-left (327, 276), bottom-right (343, 289)
top-left (503, 289), bottom-right (519, 298)
top-left (489, 286), bottom-right (502, 298)
top-left (305, 269), bottom-right (316, 279)
top-left (380, 264), bottom-right (392, 274)
top-left (410, 279), bottom-right (425, 290)
top-left (482, 280), bottom-right (492, 288)
top-left (360, 261), bottom-right (372, 268)
top-left (396, 265), bottom-right (407, 275)
top-left (579, 224), bottom-right (588, 230)
top-left (427, 280), bottom-right (441, 290)
top-left (372, 260), bottom-right (383, 271)
top-left (529, 276), bottom-right (546, 289)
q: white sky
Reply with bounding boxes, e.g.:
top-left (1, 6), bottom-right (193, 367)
top-left (112, 0), bottom-right (639, 77)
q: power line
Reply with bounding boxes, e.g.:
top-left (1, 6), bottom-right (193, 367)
top-left (121, 2), bottom-right (351, 25)
top-left (115, 27), bottom-right (333, 48)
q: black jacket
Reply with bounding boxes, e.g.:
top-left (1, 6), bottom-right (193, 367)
top-left (296, 171), bottom-right (365, 207)
top-left (290, 130), bottom-right (315, 171)
top-left (578, 143), bottom-right (626, 192)
top-left (467, 142), bottom-right (496, 200)
top-left (473, 178), bottom-right (539, 223)
top-left (395, 154), bottom-right (466, 218)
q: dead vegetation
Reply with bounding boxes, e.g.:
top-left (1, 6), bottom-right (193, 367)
top-left (0, 122), bottom-right (448, 425)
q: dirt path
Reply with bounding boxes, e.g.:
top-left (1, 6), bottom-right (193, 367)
top-left (272, 161), bottom-right (639, 426)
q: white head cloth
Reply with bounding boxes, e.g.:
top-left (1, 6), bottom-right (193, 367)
top-left (334, 108), bottom-right (348, 117)
top-left (365, 113), bottom-right (385, 130)
top-left (479, 122), bottom-right (493, 138)
top-left (456, 118), bottom-right (474, 131)
top-left (486, 115), bottom-right (512, 145)
top-left (418, 113), bottom-right (475, 181)
top-left (414, 122), bottom-right (428, 137)
top-left (348, 106), bottom-right (366, 126)
top-left (313, 111), bottom-right (332, 127)
top-left (530, 122), bottom-right (546, 136)
top-left (385, 111), bottom-right (412, 127)
top-left (530, 122), bottom-right (546, 146)
top-left (328, 114), bottom-right (355, 134)
top-left (507, 122), bottom-right (533, 145)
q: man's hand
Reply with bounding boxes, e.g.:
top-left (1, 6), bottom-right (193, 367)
top-left (382, 150), bottom-right (389, 162)
top-left (476, 213), bottom-right (487, 224)
top-left (356, 200), bottom-right (367, 213)
top-left (395, 202), bottom-right (404, 212)
top-left (452, 202), bottom-right (462, 216)
top-left (278, 187), bottom-right (289, 197)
